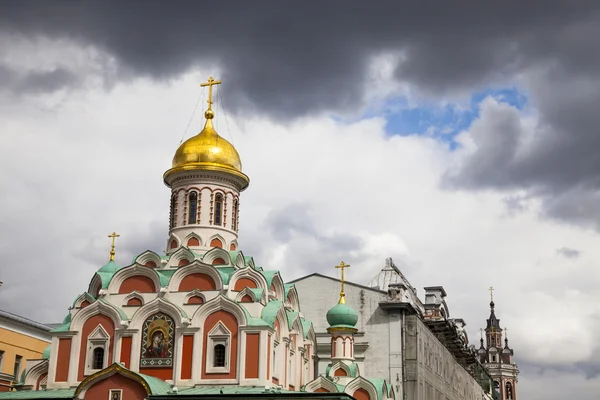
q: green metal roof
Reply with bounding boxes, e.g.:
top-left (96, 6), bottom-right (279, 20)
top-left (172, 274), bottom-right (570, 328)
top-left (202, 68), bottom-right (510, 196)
top-left (156, 269), bottom-right (175, 286)
top-left (367, 378), bottom-right (388, 400)
top-left (300, 317), bottom-right (312, 339)
top-left (249, 288), bottom-right (264, 300)
top-left (261, 300), bottom-right (282, 327)
top-left (98, 260), bottom-right (120, 274)
top-left (286, 311), bottom-right (299, 329)
top-left (261, 270), bottom-right (279, 287)
top-left (0, 389), bottom-right (75, 399)
top-left (284, 283), bottom-right (294, 297)
top-left (50, 321), bottom-right (71, 333)
top-left (42, 345), bottom-right (51, 360)
top-left (239, 306), bottom-right (270, 327)
top-left (138, 373), bottom-right (173, 395)
top-left (97, 271), bottom-right (115, 289)
top-left (215, 267), bottom-right (236, 284)
top-left (176, 386), bottom-right (295, 395)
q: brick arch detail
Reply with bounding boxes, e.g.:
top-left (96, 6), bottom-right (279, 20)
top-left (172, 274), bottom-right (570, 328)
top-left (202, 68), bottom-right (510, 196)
top-left (178, 273), bottom-right (217, 292)
top-left (82, 372), bottom-right (147, 400)
top-left (187, 237), bottom-right (200, 247)
top-left (234, 278), bottom-right (258, 291)
top-left (210, 238), bottom-right (223, 248)
top-left (119, 276), bottom-right (156, 294)
top-left (353, 388), bottom-right (370, 400)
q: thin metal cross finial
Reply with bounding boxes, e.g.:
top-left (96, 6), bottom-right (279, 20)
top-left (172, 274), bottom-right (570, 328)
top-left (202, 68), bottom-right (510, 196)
top-left (489, 286), bottom-right (495, 301)
top-left (200, 76), bottom-right (222, 111)
top-left (108, 231), bottom-right (120, 261)
top-left (335, 261), bottom-right (350, 304)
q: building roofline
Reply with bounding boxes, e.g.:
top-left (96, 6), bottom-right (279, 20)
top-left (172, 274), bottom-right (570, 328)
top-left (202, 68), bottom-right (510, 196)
top-left (287, 273), bottom-right (387, 294)
top-left (0, 309), bottom-right (54, 333)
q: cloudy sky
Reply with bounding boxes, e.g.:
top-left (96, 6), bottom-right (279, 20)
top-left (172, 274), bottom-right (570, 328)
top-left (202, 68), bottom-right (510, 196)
top-left (1, 1), bottom-right (600, 398)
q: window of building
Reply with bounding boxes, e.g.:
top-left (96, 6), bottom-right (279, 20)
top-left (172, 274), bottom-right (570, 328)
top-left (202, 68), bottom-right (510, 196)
top-left (206, 321), bottom-right (231, 373)
top-left (232, 199), bottom-right (238, 231)
top-left (170, 194), bottom-right (177, 229)
top-left (214, 194), bottom-right (223, 226)
top-left (13, 355), bottom-right (22, 379)
top-left (213, 344), bottom-right (226, 367)
top-left (188, 192), bottom-right (198, 224)
top-left (505, 382), bottom-right (513, 399)
top-left (92, 347), bottom-right (105, 370)
top-left (85, 325), bottom-right (110, 375)
top-left (0, 350), bottom-right (4, 371)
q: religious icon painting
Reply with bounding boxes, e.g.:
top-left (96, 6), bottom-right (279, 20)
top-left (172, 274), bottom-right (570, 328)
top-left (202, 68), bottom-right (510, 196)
top-left (140, 313), bottom-right (175, 367)
top-left (109, 389), bottom-right (122, 400)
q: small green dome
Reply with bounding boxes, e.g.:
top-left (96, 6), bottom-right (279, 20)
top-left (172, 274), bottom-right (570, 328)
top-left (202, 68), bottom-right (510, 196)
top-left (98, 260), bottom-right (120, 274)
top-left (326, 302), bottom-right (358, 328)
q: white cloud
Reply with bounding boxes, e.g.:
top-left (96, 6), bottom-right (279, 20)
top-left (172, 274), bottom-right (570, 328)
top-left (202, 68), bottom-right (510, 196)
top-left (0, 71), bottom-right (598, 398)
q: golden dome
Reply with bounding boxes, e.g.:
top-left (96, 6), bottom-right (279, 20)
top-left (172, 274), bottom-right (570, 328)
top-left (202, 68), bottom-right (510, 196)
top-left (164, 77), bottom-right (249, 190)
top-left (172, 110), bottom-right (242, 172)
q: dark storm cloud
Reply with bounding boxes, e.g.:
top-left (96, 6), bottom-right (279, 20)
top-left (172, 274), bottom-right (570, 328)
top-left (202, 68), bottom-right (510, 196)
top-left (3, 1), bottom-right (600, 225)
top-left (0, 64), bottom-right (77, 94)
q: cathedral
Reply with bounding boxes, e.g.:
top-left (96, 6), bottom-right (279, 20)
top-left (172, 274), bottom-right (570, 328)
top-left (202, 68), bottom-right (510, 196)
top-left (0, 78), bottom-right (396, 400)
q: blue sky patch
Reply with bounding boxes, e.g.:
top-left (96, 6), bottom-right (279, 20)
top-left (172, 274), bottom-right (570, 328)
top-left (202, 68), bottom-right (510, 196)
top-left (381, 87), bottom-right (528, 149)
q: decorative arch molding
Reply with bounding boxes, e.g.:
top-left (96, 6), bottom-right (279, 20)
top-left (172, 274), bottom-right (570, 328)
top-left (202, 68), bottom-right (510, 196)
top-left (87, 274), bottom-right (102, 298)
top-left (202, 246), bottom-right (231, 265)
top-left (108, 264), bottom-right (162, 294)
top-left (344, 376), bottom-right (379, 400)
top-left (71, 300), bottom-right (126, 332)
top-left (184, 290), bottom-right (207, 305)
top-left (386, 384), bottom-right (396, 400)
top-left (229, 267), bottom-right (268, 293)
top-left (269, 272), bottom-right (285, 301)
top-left (23, 359), bottom-right (48, 389)
top-left (235, 287), bottom-right (259, 304)
top-left (234, 252), bottom-right (246, 268)
top-left (328, 361), bottom-right (352, 378)
top-left (131, 297), bottom-right (189, 328)
top-left (74, 363), bottom-right (152, 399)
top-left (291, 317), bottom-right (303, 337)
top-left (184, 232), bottom-right (203, 248)
top-left (134, 250), bottom-right (162, 268)
top-left (167, 234), bottom-right (181, 251)
top-left (169, 262), bottom-right (223, 292)
top-left (168, 247), bottom-right (196, 268)
top-left (123, 291), bottom-right (145, 307)
top-left (304, 375), bottom-right (338, 393)
top-left (274, 306), bottom-right (290, 338)
top-left (206, 234), bottom-right (228, 251)
top-left (74, 292), bottom-right (95, 309)
top-left (285, 285), bottom-right (301, 312)
top-left (229, 240), bottom-right (238, 251)
top-left (191, 295), bottom-right (247, 327)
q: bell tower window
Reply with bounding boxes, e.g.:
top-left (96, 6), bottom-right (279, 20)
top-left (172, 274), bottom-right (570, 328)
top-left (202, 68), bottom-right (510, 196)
top-left (232, 199), bottom-right (238, 231)
top-left (214, 194), bottom-right (223, 226)
top-left (188, 192), bottom-right (198, 224)
top-left (170, 194), bottom-right (177, 229)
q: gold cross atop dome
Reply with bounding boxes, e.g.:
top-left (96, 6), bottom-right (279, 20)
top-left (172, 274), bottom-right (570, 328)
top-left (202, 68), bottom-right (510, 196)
top-left (200, 76), bottom-right (222, 118)
top-left (108, 231), bottom-right (120, 261)
top-left (335, 261), bottom-right (350, 304)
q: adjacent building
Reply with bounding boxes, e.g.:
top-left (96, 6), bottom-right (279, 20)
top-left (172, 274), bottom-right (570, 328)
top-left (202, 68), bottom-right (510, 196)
top-left (292, 258), bottom-right (503, 400)
top-left (0, 310), bottom-right (52, 391)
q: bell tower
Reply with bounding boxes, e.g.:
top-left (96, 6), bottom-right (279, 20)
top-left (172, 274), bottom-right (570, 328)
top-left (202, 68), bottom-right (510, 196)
top-left (163, 77), bottom-right (249, 253)
top-left (478, 288), bottom-right (519, 400)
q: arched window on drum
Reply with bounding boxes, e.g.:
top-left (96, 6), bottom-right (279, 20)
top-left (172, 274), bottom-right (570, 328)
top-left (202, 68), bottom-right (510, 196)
top-left (188, 192), bottom-right (198, 224)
